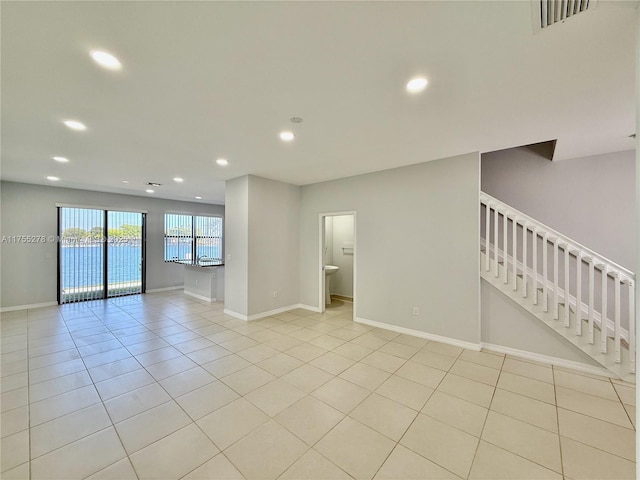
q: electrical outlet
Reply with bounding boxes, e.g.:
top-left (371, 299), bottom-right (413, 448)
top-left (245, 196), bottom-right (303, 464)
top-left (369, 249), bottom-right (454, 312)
top-left (273, 291), bottom-right (278, 298)
top-left (412, 307), bottom-right (420, 316)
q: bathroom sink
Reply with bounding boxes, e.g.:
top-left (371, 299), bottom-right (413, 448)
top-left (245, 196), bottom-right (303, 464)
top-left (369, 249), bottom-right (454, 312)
top-left (324, 265), bottom-right (339, 276)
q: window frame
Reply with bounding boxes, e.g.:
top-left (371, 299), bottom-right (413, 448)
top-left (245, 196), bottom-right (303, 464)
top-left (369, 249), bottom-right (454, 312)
top-left (164, 212), bottom-right (223, 265)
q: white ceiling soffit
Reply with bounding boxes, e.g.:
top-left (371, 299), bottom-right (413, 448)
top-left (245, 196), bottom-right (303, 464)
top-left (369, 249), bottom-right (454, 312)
top-left (1, 2), bottom-right (636, 204)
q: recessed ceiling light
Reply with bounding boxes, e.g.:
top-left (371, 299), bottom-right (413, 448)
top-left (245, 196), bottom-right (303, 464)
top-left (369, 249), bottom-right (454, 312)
top-left (122, 180), bottom-right (129, 184)
top-left (146, 182), bottom-right (161, 187)
top-left (63, 120), bottom-right (87, 131)
top-left (90, 50), bottom-right (122, 70)
top-left (290, 117), bottom-right (303, 124)
top-left (46, 176), bottom-right (60, 181)
top-left (216, 158), bottom-right (228, 166)
top-left (195, 196), bottom-right (203, 200)
top-left (52, 156), bottom-right (69, 163)
top-left (279, 131), bottom-right (295, 142)
top-left (406, 77), bottom-right (428, 93)
top-left (146, 189), bottom-right (154, 193)
top-left (173, 177), bottom-right (184, 183)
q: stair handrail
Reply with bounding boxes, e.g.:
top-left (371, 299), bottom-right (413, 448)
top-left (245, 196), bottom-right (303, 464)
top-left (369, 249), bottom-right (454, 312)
top-left (480, 192), bottom-right (635, 282)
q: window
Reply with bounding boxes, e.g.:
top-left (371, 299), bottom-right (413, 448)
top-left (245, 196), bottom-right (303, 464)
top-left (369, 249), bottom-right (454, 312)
top-left (164, 213), bottom-right (222, 264)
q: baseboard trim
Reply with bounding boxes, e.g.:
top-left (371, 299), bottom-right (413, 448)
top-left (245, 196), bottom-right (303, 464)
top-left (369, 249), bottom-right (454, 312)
top-left (296, 304), bottom-right (322, 313)
top-left (146, 286), bottom-right (184, 293)
top-left (224, 304), bottom-right (302, 322)
top-left (183, 291), bottom-right (216, 303)
top-left (1, 301), bottom-right (58, 313)
top-left (355, 317), bottom-right (481, 351)
top-left (331, 295), bottom-right (353, 302)
top-left (481, 342), bottom-right (614, 379)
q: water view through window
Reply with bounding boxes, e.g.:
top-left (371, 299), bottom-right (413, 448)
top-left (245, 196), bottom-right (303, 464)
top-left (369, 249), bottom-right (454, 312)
top-left (59, 207), bottom-right (145, 303)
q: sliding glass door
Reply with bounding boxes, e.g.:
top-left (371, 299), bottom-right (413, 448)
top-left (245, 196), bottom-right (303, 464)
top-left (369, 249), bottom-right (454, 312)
top-left (58, 207), bottom-right (146, 304)
top-left (59, 207), bottom-right (105, 303)
top-left (107, 210), bottom-right (144, 298)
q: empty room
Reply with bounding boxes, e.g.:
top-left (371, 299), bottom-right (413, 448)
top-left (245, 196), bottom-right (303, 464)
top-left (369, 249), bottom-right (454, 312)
top-left (1, 1), bottom-right (637, 479)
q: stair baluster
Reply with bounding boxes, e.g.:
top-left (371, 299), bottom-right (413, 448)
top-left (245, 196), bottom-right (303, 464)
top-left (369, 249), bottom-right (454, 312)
top-left (553, 240), bottom-right (559, 320)
top-left (614, 274), bottom-right (621, 363)
top-left (522, 224), bottom-right (528, 297)
top-left (563, 244), bottom-right (570, 327)
top-left (576, 252), bottom-right (583, 336)
top-left (532, 228), bottom-right (539, 305)
top-left (512, 217), bottom-right (518, 291)
top-left (601, 265), bottom-right (608, 353)
top-left (629, 280), bottom-right (635, 373)
top-left (588, 259), bottom-right (595, 344)
top-left (543, 232), bottom-right (549, 312)
top-left (503, 212), bottom-right (509, 284)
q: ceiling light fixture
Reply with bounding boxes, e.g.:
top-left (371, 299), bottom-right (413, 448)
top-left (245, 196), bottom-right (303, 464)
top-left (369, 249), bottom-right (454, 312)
top-left (63, 120), bottom-right (87, 131)
top-left (47, 176), bottom-right (60, 181)
top-left (122, 180), bottom-right (129, 184)
top-left (90, 50), bottom-right (122, 70)
top-left (290, 117), bottom-right (303, 124)
top-left (279, 131), bottom-right (295, 142)
top-left (146, 182), bottom-right (161, 187)
top-left (52, 156), bottom-right (69, 163)
top-left (146, 189), bottom-right (154, 193)
top-left (406, 77), bottom-right (428, 93)
top-left (216, 158), bottom-right (228, 166)
top-left (173, 177), bottom-right (184, 183)
top-left (195, 196), bottom-right (203, 200)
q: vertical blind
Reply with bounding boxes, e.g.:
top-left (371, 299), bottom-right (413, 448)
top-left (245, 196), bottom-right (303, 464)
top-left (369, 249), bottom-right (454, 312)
top-left (164, 214), bottom-right (222, 263)
top-left (59, 207), bottom-right (145, 304)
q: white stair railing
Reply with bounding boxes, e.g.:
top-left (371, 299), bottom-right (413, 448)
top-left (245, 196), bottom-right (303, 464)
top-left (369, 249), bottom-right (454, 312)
top-left (480, 192), bottom-right (636, 375)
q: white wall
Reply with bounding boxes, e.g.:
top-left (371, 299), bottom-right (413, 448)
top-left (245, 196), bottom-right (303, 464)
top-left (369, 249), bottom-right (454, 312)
top-left (0, 181), bottom-right (224, 308)
top-left (247, 176), bottom-right (300, 316)
top-left (330, 214), bottom-right (354, 298)
top-left (299, 152), bottom-right (481, 343)
top-left (482, 148), bottom-right (636, 270)
top-left (224, 176), bottom-right (249, 316)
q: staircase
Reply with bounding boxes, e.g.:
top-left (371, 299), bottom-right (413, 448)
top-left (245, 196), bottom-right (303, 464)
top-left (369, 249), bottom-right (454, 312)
top-left (480, 192), bottom-right (636, 383)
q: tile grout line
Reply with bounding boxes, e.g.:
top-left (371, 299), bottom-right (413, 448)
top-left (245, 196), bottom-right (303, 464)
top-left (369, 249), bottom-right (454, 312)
top-left (552, 366), bottom-right (567, 479)
top-left (370, 344), bottom-right (466, 480)
top-left (463, 351), bottom-right (505, 480)
top-left (65, 303), bottom-right (141, 480)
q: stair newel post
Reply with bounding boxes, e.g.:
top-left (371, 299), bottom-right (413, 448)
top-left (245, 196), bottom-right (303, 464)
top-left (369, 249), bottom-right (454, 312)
top-left (628, 280), bottom-right (635, 373)
top-left (512, 217), bottom-right (519, 291)
top-left (494, 208), bottom-right (500, 277)
top-left (563, 244), bottom-right (570, 328)
top-left (576, 252), bottom-right (583, 336)
top-left (542, 232), bottom-right (549, 312)
top-left (601, 265), bottom-right (608, 354)
top-left (614, 273), bottom-right (621, 363)
top-left (588, 258), bottom-right (595, 344)
top-left (553, 240), bottom-right (559, 320)
top-left (485, 202), bottom-right (491, 272)
top-left (522, 224), bottom-right (528, 297)
top-left (532, 228), bottom-right (539, 304)
top-left (503, 212), bottom-right (509, 284)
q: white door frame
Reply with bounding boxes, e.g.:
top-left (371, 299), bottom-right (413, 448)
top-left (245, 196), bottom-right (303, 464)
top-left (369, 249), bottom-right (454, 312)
top-left (318, 211), bottom-right (357, 319)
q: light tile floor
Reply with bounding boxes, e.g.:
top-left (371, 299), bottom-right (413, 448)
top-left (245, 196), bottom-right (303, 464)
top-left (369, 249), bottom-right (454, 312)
top-left (0, 292), bottom-right (635, 479)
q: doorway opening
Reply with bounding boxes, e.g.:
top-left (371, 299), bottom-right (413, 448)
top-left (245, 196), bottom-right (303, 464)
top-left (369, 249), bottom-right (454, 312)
top-left (58, 206), bottom-right (146, 304)
top-left (319, 212), bottom-right (356, 318)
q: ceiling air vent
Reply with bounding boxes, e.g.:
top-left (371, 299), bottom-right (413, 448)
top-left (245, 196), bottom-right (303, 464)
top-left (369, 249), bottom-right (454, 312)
top-left (537, 0), bottom-right (596, 29)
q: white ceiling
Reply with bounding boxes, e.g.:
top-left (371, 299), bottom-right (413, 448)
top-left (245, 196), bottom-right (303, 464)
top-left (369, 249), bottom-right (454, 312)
top-left (1, 1), bottom-right (636, 205)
